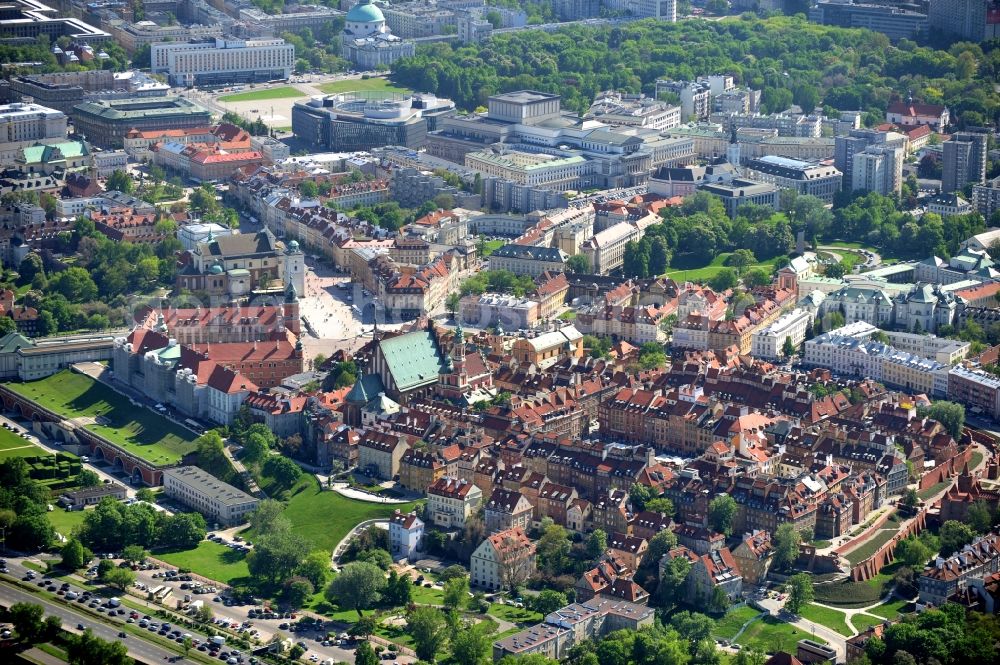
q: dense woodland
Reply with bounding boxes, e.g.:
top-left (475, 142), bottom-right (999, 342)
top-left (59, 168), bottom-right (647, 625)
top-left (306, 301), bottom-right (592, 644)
top-left (391, 15), bottom-right (999, 124)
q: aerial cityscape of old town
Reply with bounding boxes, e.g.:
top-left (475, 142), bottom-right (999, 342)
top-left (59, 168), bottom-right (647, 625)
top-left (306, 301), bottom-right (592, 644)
top-left (0, 2), bottom-right (999, 665)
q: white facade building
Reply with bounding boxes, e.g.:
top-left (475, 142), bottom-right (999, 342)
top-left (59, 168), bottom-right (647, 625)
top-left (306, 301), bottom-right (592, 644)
top-left (150, 38), bottom-right (294, 87)
top-left (162, 466), bottom-right (259, 526)
top-left (389, 509), bottom-right (424, 560)
top-left (0, 102), bottom-right (67, 165)
top-left (751, 308), bottom-right (813, 360)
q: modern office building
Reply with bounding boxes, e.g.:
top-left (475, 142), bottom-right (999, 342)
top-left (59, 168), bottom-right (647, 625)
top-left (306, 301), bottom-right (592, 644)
top-left (928, 0), bottom-right (1000, 43)
top-left (809, 1), bottom-right (929, 40)
top-left (743, 156), bottom-right (843, 204)
top-left (1, 70), bottom-right (168, 115)
top-left (150, 38), bottom-right (295, 87)
top-left (942, 130), bottom-right (989, 194)
top-left (292, 93), bottom-right (454, 152)
top-left (162, 466), bottom-right (260, 526)
top-left (0, 102), bottom-right (67, 165)
top-left (72, 97), bottom-right (213, 149)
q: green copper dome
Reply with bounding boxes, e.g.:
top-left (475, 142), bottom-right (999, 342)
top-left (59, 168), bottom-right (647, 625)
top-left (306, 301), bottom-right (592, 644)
top-left (346, 0), bottom-right (384, 23)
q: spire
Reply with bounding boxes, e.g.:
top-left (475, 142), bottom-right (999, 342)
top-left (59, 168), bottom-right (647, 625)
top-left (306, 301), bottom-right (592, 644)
top-left (285, 281), bottom-right (298, 304)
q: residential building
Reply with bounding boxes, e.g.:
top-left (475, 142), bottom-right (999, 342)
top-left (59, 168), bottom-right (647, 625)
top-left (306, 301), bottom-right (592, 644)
top-left (655, 80), bottom-right (711, 122)
top-left (398, 448), bottom-right (444, 492)
top-left (460, 293), bottom-right (540, 331)
top-left (150, 38), bottom-right (295, 87)
top-left (851, 145), bottom-right (904, 196)
top-left (585, 91), bottom-right (681, 131)
top-left (929, 0), bottom-right (1000, 42)
top-left (357, 430), bottom-right (411, 480)
top-left (576, 557), bottom-right (649, 604)
top-left (470, 527), bottom-right (536, 591)
top-left (510, 325), bottom-right (584, 369)
top-left (162, 466), bottom-right (259, 526)
top-left (918, 534), bottom-right (1000, 605)
top-left (484, 488), bottom-right (534, 534)
top-left (580, 222), bottom-right (642, 275)
top-left (731, 530), bottom-right (773, 585)
top-left (426, 476), bottom-right (483, 529)
top-left (835, 129), bottom-right (906, 193)
top-left (942, 130), bottom-right (989, 194)
top-left (389, 509), bottom-right (424, 559)
top-left (973, 177), bottom-right (1000, 219)
top-left (947, 365), bottom-right (1000, 421)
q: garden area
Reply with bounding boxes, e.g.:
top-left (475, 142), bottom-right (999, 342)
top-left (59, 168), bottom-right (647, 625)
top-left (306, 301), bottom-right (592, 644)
top-left (218, 86), bottom-right (305, 102)
top-left (797, 603), bottom-right (852, 637)
top-left (0, 428), bottom-right (45, 459)
top-left (157, 540), bottom-right (251, 586)
top-left (6, 370), bottom-right (199, 466)
top-left (735, 615), bottom-right (827, 654)
top-left (843, 526), bottom-right (900, 565)
top-left (711, 605), bottom-right (760, 642)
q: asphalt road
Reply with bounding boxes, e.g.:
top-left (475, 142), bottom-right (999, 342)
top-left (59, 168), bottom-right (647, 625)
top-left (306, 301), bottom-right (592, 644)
top-left (0, 580), bottom-right (188, 664)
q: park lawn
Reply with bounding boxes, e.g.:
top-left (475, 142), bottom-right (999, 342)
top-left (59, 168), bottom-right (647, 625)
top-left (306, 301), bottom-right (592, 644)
top-left (664, 253), bottom-right (784, 283)
top-left (480, 239), bottom-right (505, 257)
top-left (868, 598), bottom-right (913, 620)
top-left (851, 613), bottom-right (884, 633)
top-left (735, 615), bottom-right (826, 654)
top-left (317, 78), bottom-right (410, 95)
top-left (7, 370), bottom-right (198, 466)
top-left (48, 507), bottom-right (88, 537)
top-left (797, 603), bottom-right (852, 637)
top-left (0, 428), bottom-right (45, 458)
top-left (844, 528), bottom-right (899, 565)
top-left (488, 603), bottom-right (543, 625)
top-left (711, 605), bottom-right (761, 641)
top-left (410, 584), bottom-right (445, 606)
top-left (218, 86), bottom-right (305, 102)
top-left (268, 475), bottom-right (423, 553)
top-left (156, 540), bottom-right (250, 586)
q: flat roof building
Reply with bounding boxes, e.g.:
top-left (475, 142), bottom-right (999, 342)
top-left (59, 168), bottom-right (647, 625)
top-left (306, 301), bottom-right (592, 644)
top-left (163, 466), bottom-right (259, 526)
top-left (0, 101), bottom-right (67, 165)
top-left (744, 155), bottom-right (843, 204)
top-left (151, 38), bottom-right (295, 87)
top-left (72, 97), bottom-right (213, 149)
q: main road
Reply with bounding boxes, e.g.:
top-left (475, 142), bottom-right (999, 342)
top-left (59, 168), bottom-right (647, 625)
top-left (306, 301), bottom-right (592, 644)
top-left (0, 580), bottom-right (189, 663)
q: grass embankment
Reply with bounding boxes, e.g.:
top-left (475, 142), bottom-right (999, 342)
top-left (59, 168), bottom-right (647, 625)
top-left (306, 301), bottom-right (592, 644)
top-left (218, 86), bottom-right (305, 102)
top-left (6, 370), bottom-right (198, 466)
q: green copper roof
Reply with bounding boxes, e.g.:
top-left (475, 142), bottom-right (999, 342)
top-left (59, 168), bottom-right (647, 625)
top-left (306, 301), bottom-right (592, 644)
top-left (0, 332), bottom-right (34, 353)
top-left (21, 141), bottom-right (88, 164)
top-left (347, 374), bottom-right (386, 404)
top-left (157, 344), bottom-right (182, 361)
top-left (379, 330), bottom-right (447, 393)
top-left (346, 0), bottom-right (384, 23)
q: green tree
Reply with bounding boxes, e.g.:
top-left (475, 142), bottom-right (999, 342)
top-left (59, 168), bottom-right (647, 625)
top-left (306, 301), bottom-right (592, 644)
top-left (299, 180), bottom-right (320, 198)
top-left (644, 530), bottom-right (678, 568)
top-left (586, 529), bottom-right (608, 561)
top-left (657, 555), bottom-right (691, 609)
top-left (446, 291), bottom-right (461, 318)
top-left (536, 521), bottom-right (571, 577)
top-left (66, 629), bottom-right (132, 665)
top-left (10, 602), bottom-right (45, 643)
top-left (17, 253), bottom-right (44, 286)
top-left (355, 641), bottom-right (378, 665)
top-left (565, 253), bottom-right (592, 274)
top-left (296, 549), bottom-right (332, 589)
top-left (246, 529), bottom-right (309, 584)
top-left (644, 497), bottom-right (674, 516)
top-left (451, 621), bottom-right (493, 665)
top-left (121, 544), bottom-right (148, 564)
top-left (726, 249), bottom-right (756, 275)
top-left (782, 335), bottom-right (796, 357)
top-left (106, 169), bottom-right (134, 195)
top-left (670, 611), bottom-right (716, 652)
top-left (939, 520), bottom-right (975, 556)
top-left (249, 498), bottom-right (288, 536)
top-left (825, 261), bottom-right (847, 279)
top-left (77, 468), bottom-right (100, 487)
top-left (733, 645), bottom-right (767, 665)
top-left (708, 495), bottom-right (737, 537)
top-left (773, 522), bottom-right (801, 570)
top-left (102, 566), bottom-right (135, 591)
top-left (894, 536), bottom-right (931, 568)
top-left (360, 548), bottom-right (393, 570)
top-left (967, 501), bottom-right (994, 534)
top-left (742, 268), bottom-right (771, 289)
top-left (136, 488), bottom-right (155, 503)
top-left (532, 589), bottom-right (567, 615)
top-left (282, 576), bottom-right (314, 609)
top-left (262, 455), bottom-right (302, 492)
top-left (708, 268), bottom-right (738, 292)
top-left (443, 575), bottom-right (470, 610)
top-left (408, 605), bottom-right (449, 661)
top-left (629, 483), bottom-right (654, 512)
top-left (325, 561), bottom-right (387, 617)
top-left (924, 401), bottom-right (965, 439)
top-left (784, 573), bottom-right (813, 614)
top-left (61, 538), bottom-right (90, 570)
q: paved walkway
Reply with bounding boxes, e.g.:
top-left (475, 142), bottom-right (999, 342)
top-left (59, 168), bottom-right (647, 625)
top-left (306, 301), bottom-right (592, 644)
top-left (330, 483), bottom-right (410, 504)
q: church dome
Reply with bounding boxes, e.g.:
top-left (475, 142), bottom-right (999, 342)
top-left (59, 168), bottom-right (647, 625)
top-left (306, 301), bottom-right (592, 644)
top-left (346, 0), bottom-right (384, 23)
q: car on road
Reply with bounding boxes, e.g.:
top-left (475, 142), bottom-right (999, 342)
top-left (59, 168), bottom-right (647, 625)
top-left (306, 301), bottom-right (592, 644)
top-left (118, 631), bottom-right (127, 638)
top-left (77, 623), bottom-right (85, 630)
